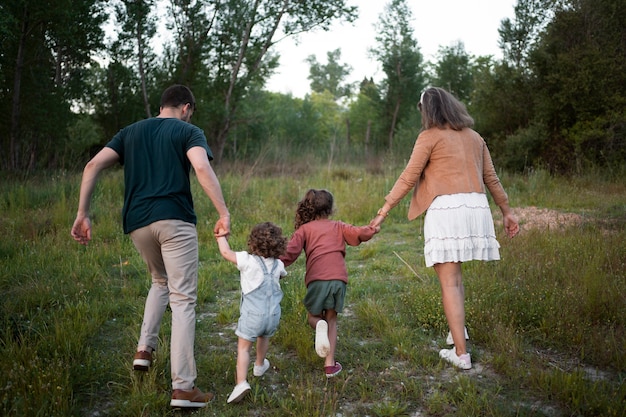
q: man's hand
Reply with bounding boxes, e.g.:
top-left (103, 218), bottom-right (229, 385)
top-left (214, 215), bottom-right (231, 237)
top-left (71, 215), bottom-right (92, 245)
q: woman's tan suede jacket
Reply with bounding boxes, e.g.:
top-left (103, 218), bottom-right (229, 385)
top-left (385, 127), bottom-right (509, 220)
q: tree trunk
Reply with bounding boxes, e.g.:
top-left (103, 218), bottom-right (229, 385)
top-left (388, 99), bottom-right (400, 149)
top-left (137, 22), bottom-right (151, 118)
top-left (365, 120), bottom-right (371, 157)
top-left (214, 0), bottom-right (288, 163)
top-left (10, 9), bottom-right (29, 170)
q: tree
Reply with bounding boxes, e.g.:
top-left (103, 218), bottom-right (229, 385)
top-left (431, 41), bottom-right (474, 104)
top-left (468, 0), bottom-right (550, 167)
top-left (87, 59), bottom-right (147, 141)
top-left (529, 0), bottom-right (626, 171)
top-left (0, 0), bottom-right (106, 170)
top-left (370, 0), bottom-right (425, 149)
top-left (163, 0), bottom-right (358, 163)
top-left (348, 78), bottom-right (382, 153)
top-left (306, 48), bottom-right (353, 100)
top-left (114, 0), bottom-right (157, 118)
top-left (498, 0), bottom-right (553, 70)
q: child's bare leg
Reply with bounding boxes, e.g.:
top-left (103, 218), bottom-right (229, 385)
top-left (255, 336), bottom-right (269, 366)
top-left (323, 309), bottom-right (338, 367)
top-left (236, 338), bottom-right (253, 384)
top-left (309, 311), bottom-right (331, 357)
top-left (307, 311), bottom-right (323, 329)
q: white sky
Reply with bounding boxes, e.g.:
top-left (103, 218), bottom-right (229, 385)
top-left (266, 0), bottom-right (518, 97)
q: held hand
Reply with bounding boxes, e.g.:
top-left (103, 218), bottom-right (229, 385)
top-left (214, 216), bottom-right (231, 237)
top-left (503, 213), bottom-right (520, 238)
top-left (71, 215), bottom-right (92, 246)
top-left (215, 227), bottom-right (228, 239)
top-left (370, 215), bottom-right (385, 229)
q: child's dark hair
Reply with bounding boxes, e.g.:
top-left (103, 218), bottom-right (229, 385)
top-left (294, 189), bottom-right (334, 230)
top-left (247, 222), bottom-right (287, 258)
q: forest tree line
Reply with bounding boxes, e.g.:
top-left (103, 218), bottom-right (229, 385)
top-left (1, 0), bottom-right (624, 174)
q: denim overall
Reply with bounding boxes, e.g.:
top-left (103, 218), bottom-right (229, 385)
top-left (236, 256), bottom-right (283, 341)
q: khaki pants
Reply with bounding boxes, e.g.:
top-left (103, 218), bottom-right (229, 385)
top-left (130, 220), bottom-right (199, 390)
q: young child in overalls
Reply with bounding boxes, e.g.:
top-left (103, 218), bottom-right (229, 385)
top-left (215, 222), bottom-right (287, 403)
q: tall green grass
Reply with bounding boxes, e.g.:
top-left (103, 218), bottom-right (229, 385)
top-left (0, 165), bottom-right (624, 416)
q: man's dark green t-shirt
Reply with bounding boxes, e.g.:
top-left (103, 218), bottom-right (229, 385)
top-left (106, 117), bottom-right (213, 234)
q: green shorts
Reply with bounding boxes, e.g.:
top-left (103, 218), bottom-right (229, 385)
top-left (304, 280), bottom-right (346, 315)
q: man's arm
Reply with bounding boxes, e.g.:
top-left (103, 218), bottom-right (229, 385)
top-left (187, 146), bottom-right (230, 236)
top-left (71, 147), bottom-right (120, 245)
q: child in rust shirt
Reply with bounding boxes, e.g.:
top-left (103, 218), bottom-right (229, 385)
top-left (281, 189), bottom-right (379, 377)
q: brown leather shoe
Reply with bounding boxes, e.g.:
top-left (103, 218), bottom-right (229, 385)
top-left (170, 386), bottom-right (214, 408)
top-left (132, 351), bottom-right (152, 371)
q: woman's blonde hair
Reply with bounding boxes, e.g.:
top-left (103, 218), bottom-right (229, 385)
top-left (419, 87), bottom-right (474, 131)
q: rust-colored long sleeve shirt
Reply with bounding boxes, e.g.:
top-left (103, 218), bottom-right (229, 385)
top-left (385, 127), bottom-right (509, 220)
top-left (280, 219), bottom-right (377, 287)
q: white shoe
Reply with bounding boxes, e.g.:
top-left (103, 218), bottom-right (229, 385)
top-left (253, 359), bottom-right (270, 376)
top-left (439, 348), bottom-right (472, 370)
top-left (446, 326), bottom-right (469, 345)
top-left (315, 320), bottom-right (330, 358)
top-left (227, 381), bottom-right (251, 404)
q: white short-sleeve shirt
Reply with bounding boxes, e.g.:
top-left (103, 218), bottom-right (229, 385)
top-left (235, 251), bottom-right (287, 294)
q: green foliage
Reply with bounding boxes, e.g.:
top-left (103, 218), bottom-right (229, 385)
top-left (498, 0), bottom-right (551, 69)
top-left (371, 0), bottom-right (426, 148)
top-left (430, 41), bottom-right (474, 103)
top-left (160, 0), bottom-right (358, 162)
top-left (347, 79), bottom-right (385, 150)
top-left (469, 60), bottom-right (534, 145)
top-left (525, 0), bottom-right (626, 172)
top-left (3, 0), bottom-right (626, 174)
top-left (0, 0), bottom-right (106, 170)
top-left (393, 109), bottom-right (421, 153)
top-left (63, 115), bottom-right (106, 169)
top-left (496, 120), bottom-right (547, 172)
top-left (306, 48), bottom-right (353, 100)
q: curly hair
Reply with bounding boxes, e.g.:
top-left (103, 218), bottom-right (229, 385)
top-left (247, 222), bottom-right (287, 258)
top-left (419, 87), bottom-right (473, 131)
top-left (294, 189), bottom-right (334, 230)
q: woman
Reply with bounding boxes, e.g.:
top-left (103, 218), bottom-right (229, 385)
top-left (370, 87), bottom-right (519, 370)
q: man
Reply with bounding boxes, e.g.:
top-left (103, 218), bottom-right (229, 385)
top-left (71, 85), bottom-right (230, 408)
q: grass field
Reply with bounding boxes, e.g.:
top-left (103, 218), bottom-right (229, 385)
top-left (0, 163), bottom-right (625, 416)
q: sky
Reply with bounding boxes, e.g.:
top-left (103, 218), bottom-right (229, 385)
top-left (266, 0), bottom-right (518, 97)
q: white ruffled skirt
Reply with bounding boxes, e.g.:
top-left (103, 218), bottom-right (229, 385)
top-left (423, 192), bottom-right (500, 267)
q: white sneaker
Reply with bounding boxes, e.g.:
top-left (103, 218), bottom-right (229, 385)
top-left (315, 320), bottom-right (330, 358)
top-left (446, 326), bottom-right (469, 345)
top-left (227, 381), bottom-right (251, 404)
top-left (439, 348), bottom-right (472, 370)
top-left (253, 359), bottom-right (270, 376)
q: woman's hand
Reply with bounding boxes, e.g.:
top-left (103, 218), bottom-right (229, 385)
top-left (503, 213), bottom-right (520, 238)
top-left (370, 214), bottom-right (386, 228)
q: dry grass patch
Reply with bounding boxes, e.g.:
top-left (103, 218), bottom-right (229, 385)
top-left (493, 206), bottom-right (584, 231)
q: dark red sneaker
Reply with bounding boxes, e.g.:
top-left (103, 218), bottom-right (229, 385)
top-left (170, 386), bottom-right (214, 408)
top-left (132, 351), bottom-right (152, 371)
top-left (324, 361), bottom-right (342, 378)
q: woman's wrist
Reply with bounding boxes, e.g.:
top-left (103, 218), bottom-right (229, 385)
top-left (377, 208), bottom-right (389, 218)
